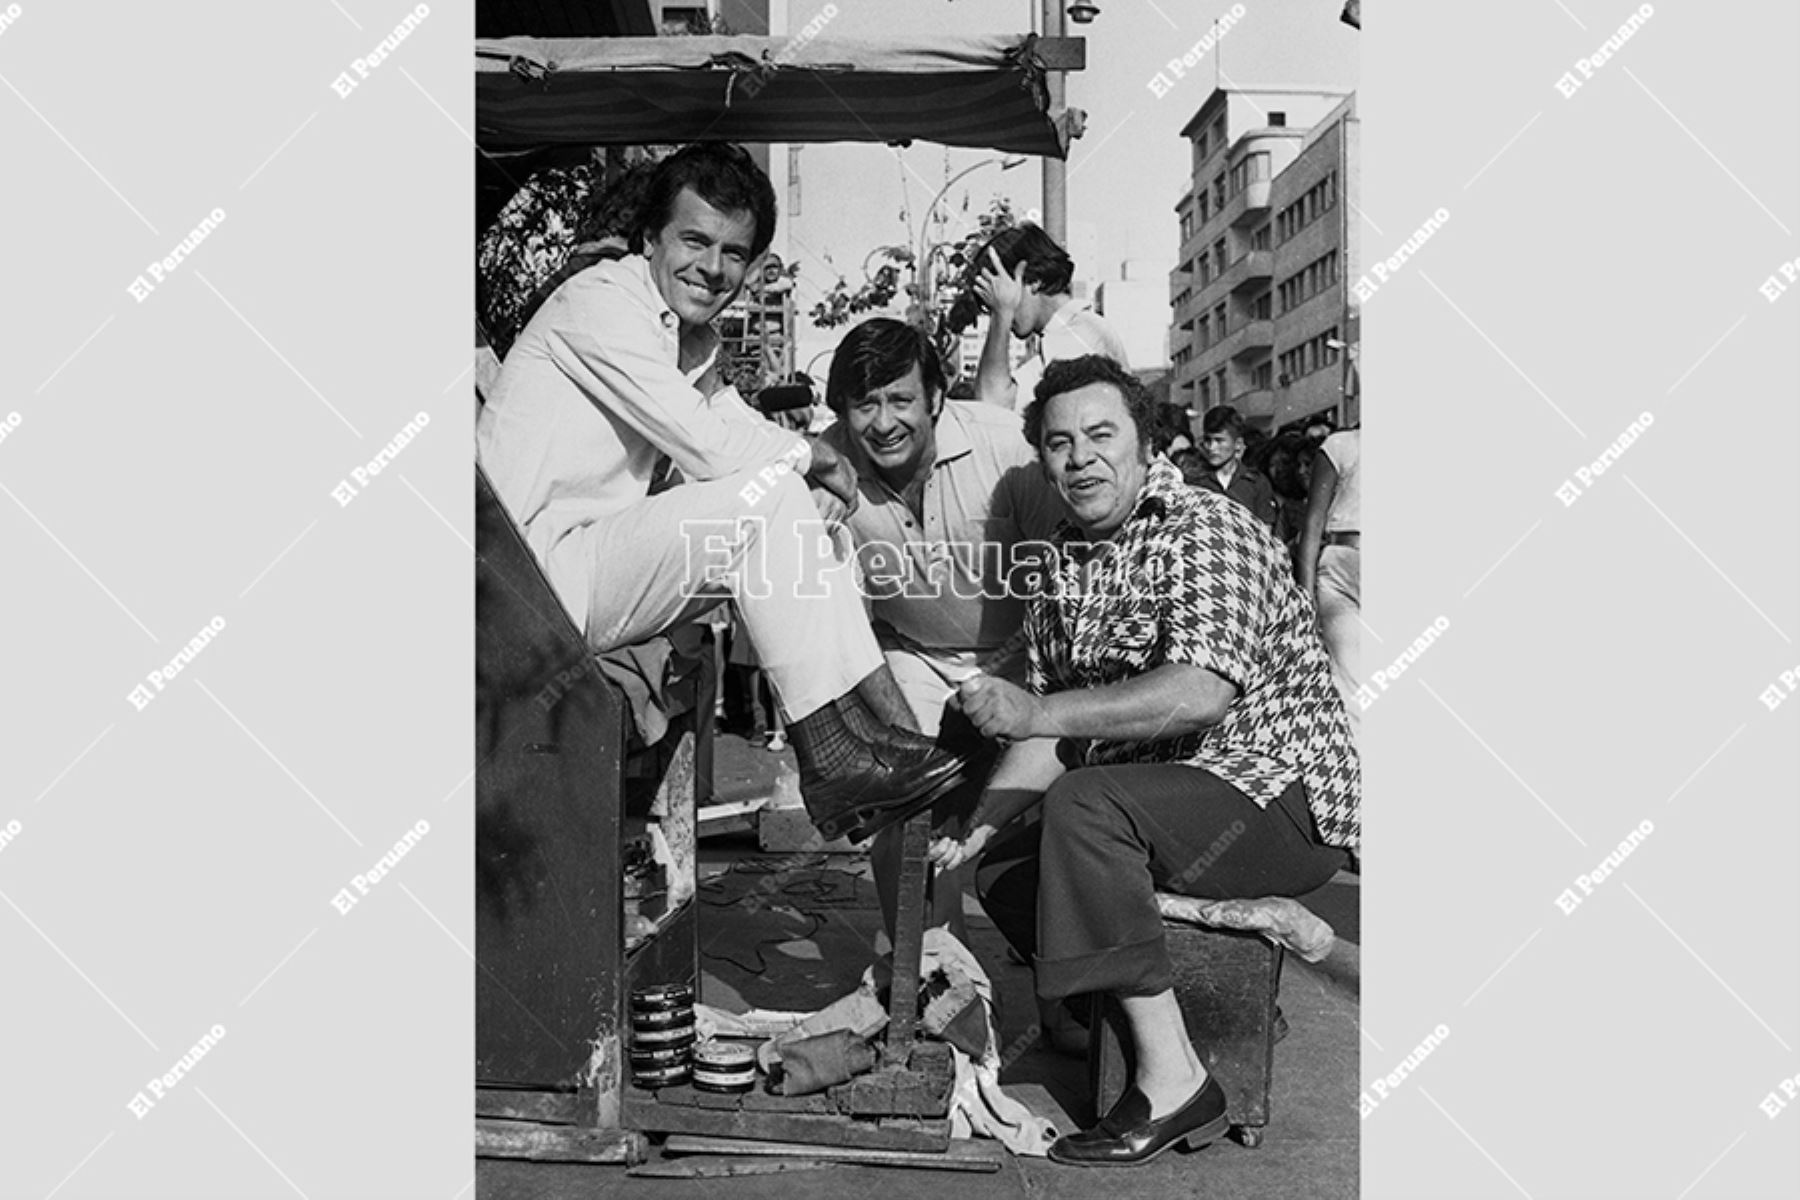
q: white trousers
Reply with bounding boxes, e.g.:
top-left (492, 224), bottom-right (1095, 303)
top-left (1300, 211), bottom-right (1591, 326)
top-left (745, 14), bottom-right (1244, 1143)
top-left (556, 469), bottom-right (882, 721)
top-left (882, 640), bottom-right (1031, 737)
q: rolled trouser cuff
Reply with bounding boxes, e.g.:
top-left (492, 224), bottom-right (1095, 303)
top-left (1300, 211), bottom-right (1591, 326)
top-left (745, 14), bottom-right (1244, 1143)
top-left (1034, 934), bottom-right (1170, 1002)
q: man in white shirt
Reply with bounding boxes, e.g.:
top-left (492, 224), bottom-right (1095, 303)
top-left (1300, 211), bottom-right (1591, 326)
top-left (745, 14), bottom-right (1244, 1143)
top-left (478, 144), bottom-right (969, 840)
top-left (960, 223), bottom-right (1131, 411)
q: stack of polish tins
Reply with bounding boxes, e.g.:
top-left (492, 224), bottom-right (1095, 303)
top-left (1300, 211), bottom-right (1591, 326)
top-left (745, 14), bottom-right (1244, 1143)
top-left (629, 983), bottom-right (695, 1088)
top-left (628, 981), bottom-right (759, 1094)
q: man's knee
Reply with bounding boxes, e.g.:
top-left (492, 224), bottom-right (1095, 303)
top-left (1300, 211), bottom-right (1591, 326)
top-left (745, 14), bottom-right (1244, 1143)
top-left (1041, 768), bottom-right (1127, 837)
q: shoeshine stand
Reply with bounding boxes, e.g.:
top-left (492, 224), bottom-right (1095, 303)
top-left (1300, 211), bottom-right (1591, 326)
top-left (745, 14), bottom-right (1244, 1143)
top-left (476, 468), bottom-right (960, 1164)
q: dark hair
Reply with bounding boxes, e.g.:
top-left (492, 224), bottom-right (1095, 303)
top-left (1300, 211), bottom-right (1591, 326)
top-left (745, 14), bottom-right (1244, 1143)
top-left (1023, 355), bottom-right (1157, 451)
top-left (944, 222), bottom-right (1074, 332)
top-left (1252, 431), bottom-right (1314, 500)
top-left (979, 223), bottom-right (1075, 296)
top-left (824, 318), bottom-right (948, 415)
top-left (636, 143), bottom-right (777, 259)
top-left (1201, 405), bottom-right (1246, 438)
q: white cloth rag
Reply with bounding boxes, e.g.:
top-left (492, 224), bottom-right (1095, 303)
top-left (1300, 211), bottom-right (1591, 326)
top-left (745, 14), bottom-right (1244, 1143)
top-left (919, 927), bottom-right (1062, 1156)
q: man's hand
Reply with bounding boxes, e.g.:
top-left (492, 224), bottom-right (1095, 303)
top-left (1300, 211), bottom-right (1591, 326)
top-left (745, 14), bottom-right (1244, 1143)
top-left (928, 823), bottom-right (996, 874)
top-left (955, 674), bottom-right (1046, 741)
top-left (973, 247), bottom-right (1026, 318)
top-left (803, 436), bottom-right (859, 517)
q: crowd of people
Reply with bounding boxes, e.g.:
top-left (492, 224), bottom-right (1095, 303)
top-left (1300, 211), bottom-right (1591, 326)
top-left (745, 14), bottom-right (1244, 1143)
top-left (477, 142), bottom-right (1361, 1169)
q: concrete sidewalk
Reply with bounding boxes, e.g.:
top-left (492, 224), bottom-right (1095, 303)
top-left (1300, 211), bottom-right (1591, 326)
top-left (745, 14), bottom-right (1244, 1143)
top-left (479, 735), bottom-right (1359, 1199)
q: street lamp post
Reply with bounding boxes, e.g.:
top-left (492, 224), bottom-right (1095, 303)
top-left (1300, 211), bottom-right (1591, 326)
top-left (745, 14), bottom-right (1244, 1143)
top-left (1039, 2), bottom-right (1098, 245)
top-left (1325, 336), bottom-right (1359, 427)
top-left (914, 155), bottom-right (1025, 327)
top-left (1042, 1), bottom-right (1069, 245)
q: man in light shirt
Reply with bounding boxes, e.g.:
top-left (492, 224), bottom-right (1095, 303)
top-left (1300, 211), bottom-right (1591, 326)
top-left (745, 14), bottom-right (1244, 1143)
top-left (477, 144), bottom-right (969, 840)
top-left (818, 317), bottom-right (1064, 938)
top-left (960, 223), bottom-right (1131, 412)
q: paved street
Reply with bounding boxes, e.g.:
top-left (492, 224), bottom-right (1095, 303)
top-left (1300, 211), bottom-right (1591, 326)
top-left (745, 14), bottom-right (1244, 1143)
top-left (480, 734), bottom-right (1358, 1199)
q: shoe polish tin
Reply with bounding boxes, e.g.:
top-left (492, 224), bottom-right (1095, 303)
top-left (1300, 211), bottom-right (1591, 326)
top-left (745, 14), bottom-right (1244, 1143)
top-left (690, 1040), bottom-right (757, 1094)
top-left (630, 1061), bottom-right (692, 1090)
top-left (630, 982), bottom-right (695, 1012)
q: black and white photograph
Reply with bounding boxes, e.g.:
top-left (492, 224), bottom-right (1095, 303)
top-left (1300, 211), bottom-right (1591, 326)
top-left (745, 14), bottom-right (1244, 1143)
top-left (3, 2), bottom-right (1796, 1198)
top-left (473, 2), bottom-right (1359, 1193)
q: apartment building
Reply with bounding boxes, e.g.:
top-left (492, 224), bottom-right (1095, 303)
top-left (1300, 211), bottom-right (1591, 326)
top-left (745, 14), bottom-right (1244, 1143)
top-left (1169, 88), bottom-right (1359, 432)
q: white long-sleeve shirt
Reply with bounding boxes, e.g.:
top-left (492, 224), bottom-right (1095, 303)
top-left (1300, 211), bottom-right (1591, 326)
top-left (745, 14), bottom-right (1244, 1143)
top-left (477, 254), bottom-right (810, 612)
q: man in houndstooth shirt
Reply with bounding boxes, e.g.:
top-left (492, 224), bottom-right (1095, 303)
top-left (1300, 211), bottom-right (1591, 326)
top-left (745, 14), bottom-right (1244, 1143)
top-left (928, 354), bottom-right (1358, 1167)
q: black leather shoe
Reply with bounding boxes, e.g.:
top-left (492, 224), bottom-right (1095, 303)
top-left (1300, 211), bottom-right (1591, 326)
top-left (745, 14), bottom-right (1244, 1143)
top-left (1047, 1074), bottom-right (1229, 1167)
top-left (789, 701), bottom-right (969, 842)
top-left (838, 690), bottom-right (939, 753)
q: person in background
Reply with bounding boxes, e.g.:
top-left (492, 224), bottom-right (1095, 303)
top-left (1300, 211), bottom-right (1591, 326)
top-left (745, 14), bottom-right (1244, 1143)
top-left (1297, 427), bottom-right (1362, 741)
top-left (1249, 430), bottom-right (1316, 555)
top-left (959, 223), bottom-right (1130, 412)
top-left (1187, 405), bottom-right (1279, 530)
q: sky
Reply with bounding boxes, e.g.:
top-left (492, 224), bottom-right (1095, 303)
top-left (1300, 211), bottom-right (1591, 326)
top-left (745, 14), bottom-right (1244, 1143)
top-left (770, 0), bottom-right (1361, 369)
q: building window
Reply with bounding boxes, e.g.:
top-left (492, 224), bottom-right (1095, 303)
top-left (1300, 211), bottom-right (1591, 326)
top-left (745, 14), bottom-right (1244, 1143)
top-left (1229, 152), bottom-right (1271, 198)
top-left (1277, 251), bottom-right (1341, 314)
top-left (1275, 170), bottom-right (1340, 245)
top-left (1197, 377), bottom-right (1212, 407)
top-left (1212, 238), bottom-right (1227, 276)
top-left (1196, 315), bottom-right (1210, 349)
top-left (1251, 223), bottom-right (1271, 251)
top-left (1278, 328), bottom-right (1342, 383)
top-left (1252, 291), bottom-right (1272, 320)
top-left (1251, 361), bottom-right (1273, 390)
top-left (1213, 175), bottom-right (1227, 209)
top-left (659, 6), bottom-right (709, 34)
top-left (1269, 112), bottom-right (1286, 127)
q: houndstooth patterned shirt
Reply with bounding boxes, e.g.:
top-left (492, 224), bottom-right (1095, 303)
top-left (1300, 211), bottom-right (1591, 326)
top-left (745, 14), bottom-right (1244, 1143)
top-left (1025, 457), bottom-right (1361, 851)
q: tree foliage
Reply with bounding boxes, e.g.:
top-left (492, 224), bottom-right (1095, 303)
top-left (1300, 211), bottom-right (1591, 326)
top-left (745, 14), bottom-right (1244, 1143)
top-left (807, 198), bottom-right (1019, 341)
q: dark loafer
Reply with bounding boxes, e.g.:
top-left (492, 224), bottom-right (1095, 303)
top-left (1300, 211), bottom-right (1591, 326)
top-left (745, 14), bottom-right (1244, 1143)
top-left (1047, 1074), bottom-right (1230, 1167)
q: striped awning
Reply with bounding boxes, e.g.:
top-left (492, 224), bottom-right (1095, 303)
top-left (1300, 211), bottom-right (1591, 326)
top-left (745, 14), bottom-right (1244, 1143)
top-left (476, 34), bottom-right (1082, 159)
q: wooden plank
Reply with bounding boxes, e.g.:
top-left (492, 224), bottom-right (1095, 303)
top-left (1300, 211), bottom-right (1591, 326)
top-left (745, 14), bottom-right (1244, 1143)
top-left (885, 810), bottom-right (933, 1055)
top-left (698, 797), bottom-right (766, 839)
top-left (624, 1093), bottom-right (950, 1151)
top-left (475, 1119), bottom-right (648, 1164)
top-left (663, 1134), bottom-right (1002, 1172)
top-left (475, 1088), bottom-right (583, 1125)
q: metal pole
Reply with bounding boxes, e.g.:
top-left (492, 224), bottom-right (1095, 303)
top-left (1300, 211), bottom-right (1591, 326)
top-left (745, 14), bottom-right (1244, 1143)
top-left (1042, 0), bottom-right (1067, 245)
top-left (916, 157), bottom-right (1019, 327)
